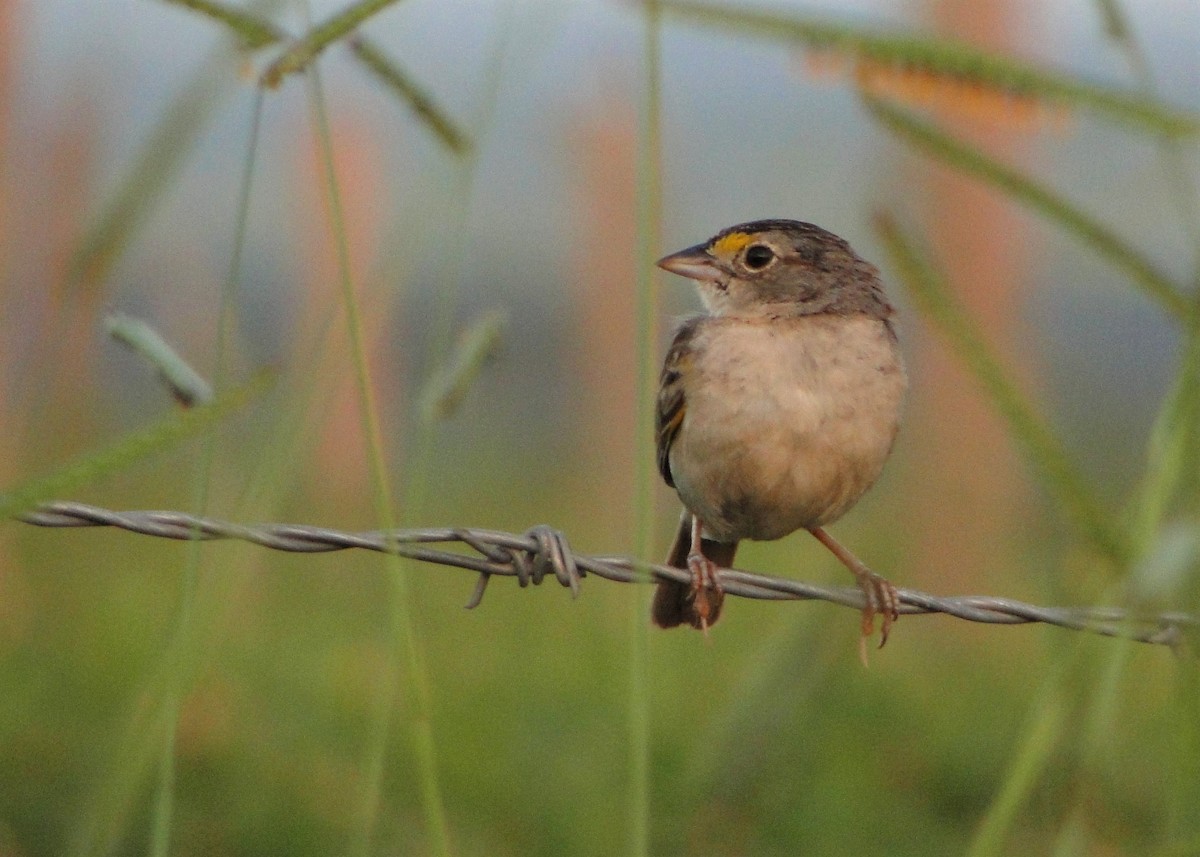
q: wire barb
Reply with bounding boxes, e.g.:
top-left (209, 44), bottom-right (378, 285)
top-left (15, 501), bottom-right (1195, 650)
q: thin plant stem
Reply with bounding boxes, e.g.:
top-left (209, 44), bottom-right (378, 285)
top-left (629, 3), bottom-right (663, 855)
top-left (69, 53), bottom-right (228, 286)
top-left (347, 36), bottom-right (471, 155)
top-left (147, 86), bottom-right (265, 857)
top-left (0, 373), bottom-right (271, 523)
top-left (1097, 0), bottom-right (1200, 551)
top-left (305, 68), bottom-right (451, 856)
top-left (347, 9), bottom-right (510, 853)
top-left (966, 658), bottom-right (1071, 857)
top-left (104, 314), bottom-right (215, 407)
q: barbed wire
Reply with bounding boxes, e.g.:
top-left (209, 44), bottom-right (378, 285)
top-left (16, 501), bottom-right (1194, 650)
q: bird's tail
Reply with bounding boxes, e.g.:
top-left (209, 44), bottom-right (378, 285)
top-left (651, 511), bottom-right (737, 629)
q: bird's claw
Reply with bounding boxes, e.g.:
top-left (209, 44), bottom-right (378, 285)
top-left (686, 550), bottom-right (723, 634)
top-left (856, 570), bottom-right (899, 666)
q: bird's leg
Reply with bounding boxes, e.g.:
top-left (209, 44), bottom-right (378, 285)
top-left (809, 527), bottom-right (899, 659)
top-left (686, 515), bottom-right (722, 633)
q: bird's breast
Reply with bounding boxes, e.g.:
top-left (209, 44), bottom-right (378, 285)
top-left (670, 315), bottom-right (906, 542)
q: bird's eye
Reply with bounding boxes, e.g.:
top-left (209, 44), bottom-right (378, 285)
top-left (743, 244), bottom-right (775, 270)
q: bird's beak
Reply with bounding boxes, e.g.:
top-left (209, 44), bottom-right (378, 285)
top-left (656, 244), bottom-right (723, 282)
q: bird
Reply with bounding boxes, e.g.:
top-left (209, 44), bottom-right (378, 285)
top-left (650, 219), bottom-right (907, 650)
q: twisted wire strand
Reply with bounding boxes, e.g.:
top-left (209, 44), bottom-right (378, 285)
top-left (17, 501), bottom-right (1194, 649)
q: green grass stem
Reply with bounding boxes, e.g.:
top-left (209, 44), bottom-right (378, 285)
top-left (417, 310), bottom-right (507, 422)
top-left (348, 36), bottom-right (472, 154)
top-left (965, 684), bottom-right (1069, 857)
top-left (1093, 0), bottom-right (1200, 265)
top-left (628, 4), bottom-right (663, 856)
top-left (69, 60), bottom-right (228, 286)
top-left (145, 85), bottom-right (266, 857)
top-left (305, 65), bottom-right (451, 856)
top-left (1129, 326), bottom-right (1200, 551)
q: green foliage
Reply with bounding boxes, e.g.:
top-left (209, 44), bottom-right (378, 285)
top-left (965, 681), bottom-right (1069, 857)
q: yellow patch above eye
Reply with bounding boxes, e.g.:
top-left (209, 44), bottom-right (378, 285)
top-left (709, 231), bottom-right (753, 257)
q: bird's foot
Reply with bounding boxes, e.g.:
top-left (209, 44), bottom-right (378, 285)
top-left (686, 550), bottom-right (724, 634)
top-left (808, 527), bottom-right (900, 665)
top-left (853, 567), bottom-right (899, 666)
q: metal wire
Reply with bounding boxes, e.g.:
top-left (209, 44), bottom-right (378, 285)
top-left (17, 501), bottom-right (1194, 649)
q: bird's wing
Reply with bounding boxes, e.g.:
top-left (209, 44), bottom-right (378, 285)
top-left (655, 317), bottom-right (703, 488)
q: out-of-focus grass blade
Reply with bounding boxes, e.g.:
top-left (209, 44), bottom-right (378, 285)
top-left (69, 62), bottom-right (229, 286)
top-left (347, 35), bottom-right (470, 154)
top-left (418, 310), bottom-right (506, 422)
top-left (260, 0), bottom-right (407, 87)
top-left (658, 0), bottom-right (1200, 137)
top-left (0, 370), bottom-right (274, 520)
top-left (1092, 0), bottom-right (1130, 42)
top-left (866, 96), bottom-right (1191, 320)
top-left (106, 313), bottom-right (214, 408)
top-left (157, 0), bottom-right (284, 49)
top-left (1128, 327), bottom-right (1200, 550)
top-left (965, 689), bottom-right (1068, 857)
top-left (876, 212), bottom-right (1129, 564)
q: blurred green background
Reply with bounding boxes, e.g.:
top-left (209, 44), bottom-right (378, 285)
top-left (2, 0), bottom-right (1199, 855)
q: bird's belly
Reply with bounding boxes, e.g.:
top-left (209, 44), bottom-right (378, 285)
top-left (672, 404), bottom-right (886, 541)
top-left (669, 318), bottom-right (904, 543)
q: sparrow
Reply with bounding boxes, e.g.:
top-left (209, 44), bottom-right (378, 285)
top-left (651, 219), bottom-right (907, 648)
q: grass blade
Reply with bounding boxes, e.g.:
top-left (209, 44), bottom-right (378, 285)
top-left (659, 0), bottom-right (1200, 137)
top-left (304, 65), bottom-right (451, 855)
top-left (156, 0), bottom-right (283, 49)
top-left (865, 96), bottom-right (1191, 320)
top-left (105, 313), bottom-right (214, 407)
top-left (260, 0), bottom-right (408, 88)
top-left (418, 310), bottom-right (506, 422)
top-left (876, 212), bottom-right (1129, 564)
top-left (347, 35), bottom-right (471, 154)
top-left (628, 4), bottom-right (664, 855)
top-left (966, 689), bottom-right (1069, 857)
top-left (0, 370), bottom-right (274, 520)
top-left (1128, 324), bottom-right (1200, 550)
top-left (69, 62), bottom-right (229, 286)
